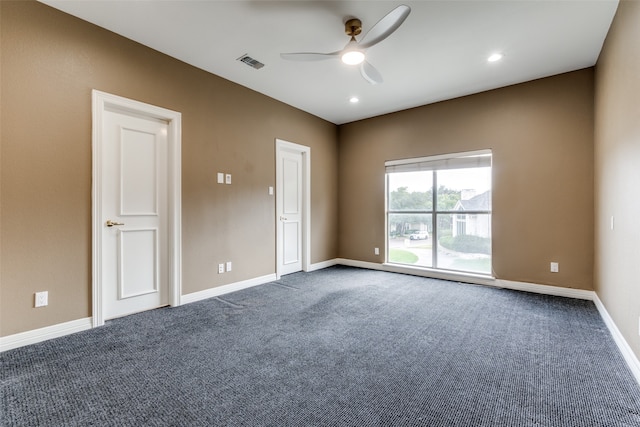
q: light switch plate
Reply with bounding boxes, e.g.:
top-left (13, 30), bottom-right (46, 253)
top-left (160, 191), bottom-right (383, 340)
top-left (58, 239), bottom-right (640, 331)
top-left (217, 173), bottom-right (224, 184)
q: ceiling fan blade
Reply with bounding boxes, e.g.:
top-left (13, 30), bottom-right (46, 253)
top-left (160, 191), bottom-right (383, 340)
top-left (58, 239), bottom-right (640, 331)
top-left (360, 61), bottom-right (383, 85)
top-left (280, 52), bottom-right (339, 62)
top-left (358, 5), bottom-right (411, 49)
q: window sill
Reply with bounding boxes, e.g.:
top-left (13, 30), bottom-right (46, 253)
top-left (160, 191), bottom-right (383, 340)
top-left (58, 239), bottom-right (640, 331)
top-left (382, 263), bottom-right (496, 286)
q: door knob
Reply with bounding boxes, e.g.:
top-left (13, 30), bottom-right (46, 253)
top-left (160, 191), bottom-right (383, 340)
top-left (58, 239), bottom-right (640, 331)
top-left (106, 220), bottom-right (125, 227)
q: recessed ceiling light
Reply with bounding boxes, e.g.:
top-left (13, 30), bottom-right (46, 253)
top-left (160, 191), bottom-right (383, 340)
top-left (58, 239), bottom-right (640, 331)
top-left (349, 96), bottom-right (360, 104)
top-left (488, 53), bottom-right (503, 62)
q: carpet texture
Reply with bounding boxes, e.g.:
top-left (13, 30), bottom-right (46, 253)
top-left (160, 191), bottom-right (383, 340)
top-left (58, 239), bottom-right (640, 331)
top-left (2, 266), bottom-right (640, 426)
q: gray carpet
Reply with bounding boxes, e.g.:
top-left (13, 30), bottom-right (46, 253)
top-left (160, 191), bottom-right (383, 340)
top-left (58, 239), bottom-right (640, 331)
top-left (2, 266), bottom-right (640, 426)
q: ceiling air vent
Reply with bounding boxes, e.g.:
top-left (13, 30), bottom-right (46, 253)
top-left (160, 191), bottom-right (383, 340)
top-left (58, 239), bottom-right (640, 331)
top-left (237, 54), bottom-right (265, 70)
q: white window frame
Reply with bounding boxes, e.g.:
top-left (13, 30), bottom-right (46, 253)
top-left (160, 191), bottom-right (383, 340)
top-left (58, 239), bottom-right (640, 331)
top-left (385, 149), bottom-right (492, 275)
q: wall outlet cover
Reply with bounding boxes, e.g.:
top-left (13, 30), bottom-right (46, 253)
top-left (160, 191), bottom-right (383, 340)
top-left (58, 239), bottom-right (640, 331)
top-left (35, 291), bottom-right (48, 307)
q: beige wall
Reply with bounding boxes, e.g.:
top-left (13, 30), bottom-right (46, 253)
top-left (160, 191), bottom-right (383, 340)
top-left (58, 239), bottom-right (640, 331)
top-left (0, 1), bottom-right (338, 336)
top-left (3, 0), bottom-right (627, 352)
top-left (339, 70), bottom-right (595, 289)
top-left (595, 0), bottom-right (640, 358)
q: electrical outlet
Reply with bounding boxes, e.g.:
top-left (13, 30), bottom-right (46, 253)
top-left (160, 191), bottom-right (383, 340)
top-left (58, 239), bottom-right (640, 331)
top-left (226, 261), bottom-right (232, 272)
top-left (218, 263), bottom-right (224, 274)
top-left (550, 262), bottom-right (559, 273)
top-left (374, 247), bottom-right (380, 255)
top-left (225, 174), bottom-right (232, 185)
top-left (35, 291), bottom-right (48, 307)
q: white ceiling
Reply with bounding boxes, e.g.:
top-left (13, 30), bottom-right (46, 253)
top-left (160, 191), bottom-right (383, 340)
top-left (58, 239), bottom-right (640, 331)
top-left (40, 0), bottom-right (618, 125)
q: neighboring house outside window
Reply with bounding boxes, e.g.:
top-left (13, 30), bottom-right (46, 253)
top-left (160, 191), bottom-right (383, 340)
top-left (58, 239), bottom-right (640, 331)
top-left (452, 191), bottom-right (491, 238)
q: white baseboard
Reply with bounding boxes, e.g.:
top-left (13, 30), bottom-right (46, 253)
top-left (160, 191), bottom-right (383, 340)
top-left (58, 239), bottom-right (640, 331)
top-left (308, 259), bottom-right (339, 272)
top-left (180, 273), bottom-right (277, 305)
top-left (0, 275), bottom-right (277, 352)
top-left (592, 294), bottom-right (640, 385)
top-left (335, 258), bottom-right (594, 299)
top-left (0, 317), bottom-right (92, 352)
top-left (335, 258), bottom-right (384, 271)
top-left (494, 279), bottom-right (595, 300)
top-left (338, 258), bottom-right (501, 285)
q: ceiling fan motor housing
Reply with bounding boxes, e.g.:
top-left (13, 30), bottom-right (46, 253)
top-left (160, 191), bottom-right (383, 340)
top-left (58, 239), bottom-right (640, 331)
top-left (345, 19), bottom-right (362, 37)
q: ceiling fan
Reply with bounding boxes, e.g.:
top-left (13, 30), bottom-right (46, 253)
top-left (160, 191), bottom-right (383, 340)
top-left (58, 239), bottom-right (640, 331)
top-left (280, 5), bottom-right (411, 85)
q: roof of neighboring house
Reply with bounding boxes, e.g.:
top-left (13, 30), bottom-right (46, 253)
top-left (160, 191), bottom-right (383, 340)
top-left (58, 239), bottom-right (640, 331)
top-left (455, 191), bottom-right (491, 211)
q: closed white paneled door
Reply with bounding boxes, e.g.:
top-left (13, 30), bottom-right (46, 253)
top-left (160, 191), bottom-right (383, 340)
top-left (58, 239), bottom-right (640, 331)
top-left (280, 150), bottom-right (302, 274)
top-left (276, 140), bottom-right (310, 278)
top-left (101, 108), bottom-right (169, 320)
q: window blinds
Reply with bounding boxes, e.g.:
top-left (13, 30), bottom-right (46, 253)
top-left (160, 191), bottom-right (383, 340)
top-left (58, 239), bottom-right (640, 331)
top-left (385, 149), bottom-right (492, 173)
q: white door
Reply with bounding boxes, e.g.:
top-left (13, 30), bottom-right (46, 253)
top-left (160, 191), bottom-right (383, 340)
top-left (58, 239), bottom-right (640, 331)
top-left (101, 108), bottom-right (169, 320)
top-left (276, 140), bottom-right (310, 277)
top-left (279, 149), bottom-right (302, 275)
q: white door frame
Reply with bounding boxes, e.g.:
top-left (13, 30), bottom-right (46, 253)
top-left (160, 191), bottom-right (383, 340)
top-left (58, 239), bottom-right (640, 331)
top-left (275, 139), bottom-right (310, 279)
top-left (91, 90), bottom-right (182, 327)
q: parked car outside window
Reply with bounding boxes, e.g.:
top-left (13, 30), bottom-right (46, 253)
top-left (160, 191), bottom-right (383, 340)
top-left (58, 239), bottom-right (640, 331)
top-left (409, 230), bottom-right (429, 240)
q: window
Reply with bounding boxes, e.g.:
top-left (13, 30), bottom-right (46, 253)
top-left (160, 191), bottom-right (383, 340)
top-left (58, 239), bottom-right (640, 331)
top-left (386, 150), bottom-right (492, 275)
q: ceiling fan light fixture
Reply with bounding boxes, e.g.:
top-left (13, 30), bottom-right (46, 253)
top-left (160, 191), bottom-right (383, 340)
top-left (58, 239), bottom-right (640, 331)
top-left (341, 36), bottom-right (365, 65)
top-left (342, 50), bottom-right (365, 65)
top-left (280, 5), bottom-right (411, 83)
